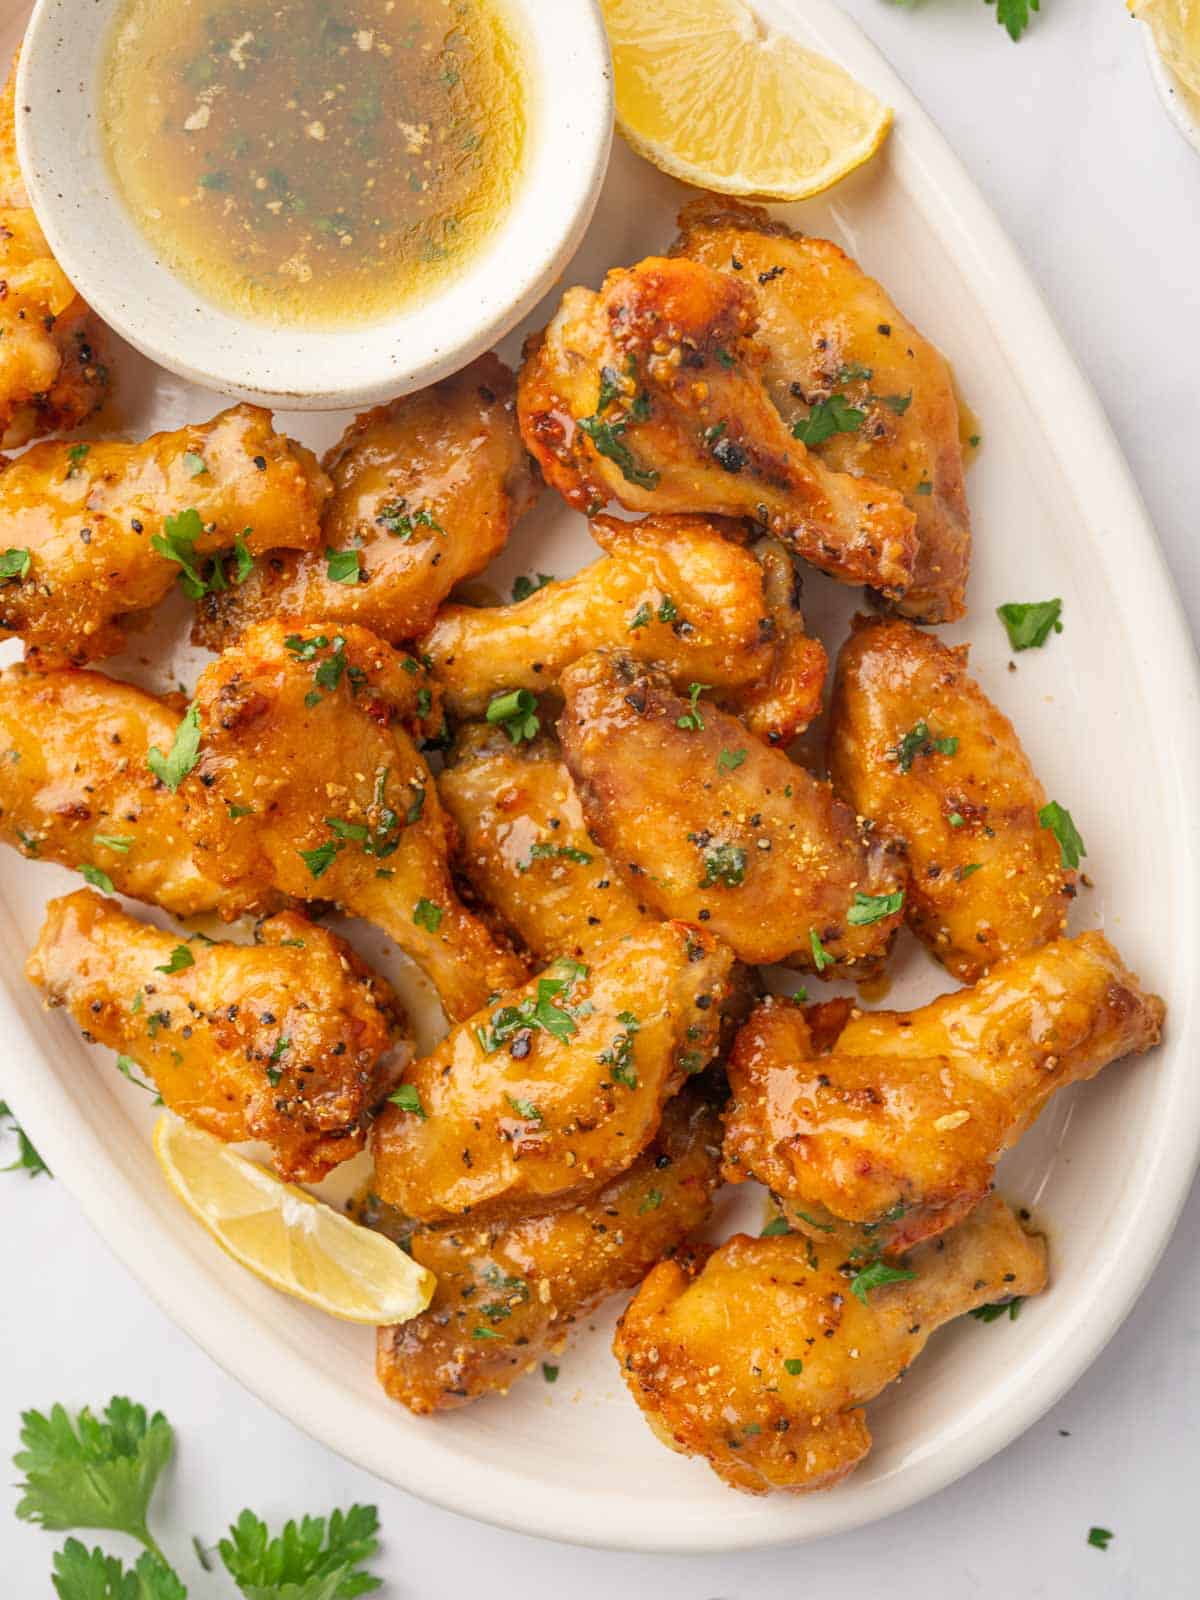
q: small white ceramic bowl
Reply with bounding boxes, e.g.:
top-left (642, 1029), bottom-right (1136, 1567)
top-left (1141, 21), bottom-right (1200, 156)
top-left (15, 0), bottom-right (613, 410)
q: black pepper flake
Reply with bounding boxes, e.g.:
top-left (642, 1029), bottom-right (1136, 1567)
top-left (253, 455), bottom-right (267, 471)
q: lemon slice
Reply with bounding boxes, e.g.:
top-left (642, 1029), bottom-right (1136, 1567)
top-left (153, 1116), bottom-right (434, 1325)
top-left (600, 0), bottom-right (891, 200)
top-left (1131, 0), bottom-right (1200, 98)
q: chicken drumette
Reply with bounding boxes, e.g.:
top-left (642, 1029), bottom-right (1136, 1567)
top-left (558, 650), bottom-right (906, 973)
top-left (422, 513), bottom-right (826, 745)
top-left (518, 254), bottom-right (917, 598)
top-left (179, 621), bottom-right (526, 1022)
top-left (27, 889), bottom-right (409, 1182)
top-left (723, 933), bottom-right (1165, 1253)
top-left (0, 405), bottom-right (330, 662)
top-left (614, 1194), bottom-right (1047, 1495)
top-left (194, 355), bottom-right (537, 651)
top-left (673, 198), bottom-right (971, 624)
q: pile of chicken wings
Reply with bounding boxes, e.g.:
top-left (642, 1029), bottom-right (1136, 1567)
top-left (0, 68), bottom-right (1164, 1497)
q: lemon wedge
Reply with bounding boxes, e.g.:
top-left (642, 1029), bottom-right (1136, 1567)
top-left (1131, 0), bottom-right (1200, 98)
top-left (599, 0), bottom-right (891, 200)
top-left (153, 1116), bottom-right (434, 1325)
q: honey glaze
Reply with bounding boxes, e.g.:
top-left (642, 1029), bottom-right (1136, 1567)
top-left (102, 0), bottom-right (527, 328)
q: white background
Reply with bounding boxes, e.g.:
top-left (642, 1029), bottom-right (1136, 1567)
top-left (3, 2), bottom-right (1198, 1594)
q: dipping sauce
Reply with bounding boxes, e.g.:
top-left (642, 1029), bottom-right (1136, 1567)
top-left (101, 0), bottom-right (527, 327)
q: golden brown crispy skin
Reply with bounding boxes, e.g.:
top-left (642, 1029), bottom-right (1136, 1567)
top-left (438, 724), bottom-right (650, 961)
top-left (0, 405), bottom-right (330, 663)
top-left (421, 513), bottom-right (826, 744)
top-left (26, 890), bottom-right (408, 1181)
top-left (614, 1194), bottom-right (1047, 1495)
top-left (0, 56), bottom-right (109, 449)
top-left (376, 1085), bottom-right (722, 1413)
top-left (194, 355), bottom-right (536, 651)
top-left (558, 650), bottom-right (905, 973)
top-left (370, 921), bottom-right (734, 1223)
top-left (180, 621), bottom-right (526, 1022)
top-left (828, 616), bottom-right (1071, 982)
top-left (0, 661), bottom-right (256, 918)
top-left (518, 255), bottom-right (917, 597)
top-left (723, 934), bottom-right (1165, 1253)
top-left (673, 198), bottom-right (970, 624)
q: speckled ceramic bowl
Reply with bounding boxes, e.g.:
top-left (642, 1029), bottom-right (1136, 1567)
top-left (15, 0), bottom-right (612, 409)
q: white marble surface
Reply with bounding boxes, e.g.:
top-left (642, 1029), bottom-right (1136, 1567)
top-left (4, 2), bottom-right (1198, 1594)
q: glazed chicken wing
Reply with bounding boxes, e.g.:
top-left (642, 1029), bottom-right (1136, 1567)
top-left (438, 724), bottom-right (650, 961)
top-left (180, 621), bottom-right (525, 1022)
top-left (27, 890), bottom-right (409, 1182)
top-left (673, 198), bottom-right (970, 623)
top-left (370, 921), bottom-right (734, 1223)
top-left (829, 616), bottom-right (1072, 982)
top-left (422, 513), bottom-right (826, 745)
top-left (613, 1194), bottom-right (1047, 1495)
top-left (558, 650), bottom-right (905, 973)
top-left (0, 404), bottom-right (330, 662)
top-left (0, 55), bottom-right (109, 448)
top-left (376, 1084), bottom-right (721, 1413)
top-left (194, 355), bottom-right (536, 652)
top-left (518, 255), bottom-right (917, 597)
top-left (0, 661), bottom-right (255, 918)
top-left (723, 934), bottom-right (1165, 1253)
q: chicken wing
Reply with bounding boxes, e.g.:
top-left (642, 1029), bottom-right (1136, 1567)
top-left (518, 255), bottom-right (917, 597)
top-left (27, 889), bottom-right (408, 1182)
top-left (0, 661), bottom-right (255, 918)
top-left (723, 933), bottom-right (1165, 1254)
top-left (0, 405), bottom-right (330, 662)
top-left (613, 1194), bottom-right (1046, 1495)
top-left (438, 723), bottom-right (650, 961)
top-left (180, 621), bottom-right (526, 1022)
top-left (828, 616), bottom-right (1072, 982)
top-left (375, 1084), bottom-right (721, 1412)
top-left (421, 513), bottom-right (826, 744)
top-left (0, 54), bottom-right (109, 448)
top-left (370, 921), bottom-right (734, 1223)
top-left (558, 651), bottom-right (905, 973)
top-left (194, 356), bottom-right (536, 652)
top-left (673, 198), bottom-right (970, 624)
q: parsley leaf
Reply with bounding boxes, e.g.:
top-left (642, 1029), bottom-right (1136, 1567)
top-left (218, 1503), bottom-right (383, 1599)
top-left (970, 1298), bottom-right (1024, 1323)
top-left (485, 688), bottom-right (539, 745)
top-left (155, 946), bottom-right (194, 975)
top-left (412, 898), bottom-right (443, 932)
top-left (889, 720), bottom-right (958, 773)
top-left (150, 509), bottom-right (211, 599)
top-left (388, 1084), bottom-right (426, 1119)
top-left (1087, 1526), bottom-right (1113, 1552)
top-left (507, 1095), bottom-right (542, 1122)
top-left (516, 841), bottom-right (593, 874)
top-left (698, 841), bottom-right (747, 889)
top-left (676, 682), bottom-right (708, 732)
top-left (880, 391), bottom-right (913, 415)
top-left (989, 0), bottom-right (1041, 43)
top-left (542, 1363), bottom-right (559, 1383)
top-left (181, 451), bottom-right (208, 477)
top-left (792, 394), bottom-right (864, 447)
top-left (0, 545), bottom-right (31, 582)
top-left (50, 1539), bottom-right (186, 1600)
top-left (760, 1215), bottom-right (792, 1237)
top-left (15, 1398), bottom-right (174, 1557)
top-left (997, 597), bottom-right (1063, 651)
top-left (512, 572), bottom-right (553, 603)
top-left (375, 501), bottom-right (443, 542)
top-left (847, 889), bottom-right (904, 926)
top-left (783, 1357), bottom-right (804, 1375)
top-left (147, 704), bottom-right (201, 792)
top-left (80, 864), bottom-right (116, 895)
top-left (325, 547), bottom-right (362, 586)
top-left (809, 928), bottom-right (834, 972)
top-left (115, 1056), bottom-right (156, 1095)
top-left (476, 963), bottom-right (586, 1053)
top-left (576, 415), bottom-right (660, 489)
top-left (94, 834), bottom-right (134, 853)
top-left (716, 747), bottom-right (746, 774)
top-left (0, 1097), bottom-right (50, 1177)
top-left (1038, 800), bottom-right (1086, 869)
top-left (849, 1260), bottom-right (916, 1303)
top-left (65, 443), bottom-right (91, 479)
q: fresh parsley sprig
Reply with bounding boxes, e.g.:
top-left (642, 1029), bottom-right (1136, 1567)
top-left (0, 1097), bottom-right (50, 1177)
top-left (218, 1504), bottom-right (383, 1599)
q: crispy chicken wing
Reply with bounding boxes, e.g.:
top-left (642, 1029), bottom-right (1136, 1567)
top-left (27, 890), bottom-right (408, 1182)
top-left (0, 661), bottom-right (255, 918)
top-left (376, 1085), bottom-right (721, 1412)
top-left (723, 934), bottom-right (1165, 1253)
top-left (180, 621), bottom-right (525, 1022)
top-left (0, 55), bottom-right (109, 448)
top-left (438, 724), bottom-right (650, 961)
top-left (558, 650), bottom-right (905, 973)
top-left (518, 255), bottom-right (917, 597)
top-left (422, 513), bottom-right (826, 744)
top-left (194, 356), bottom-right (536, 651)
top-left (370, 921), bottom-right (734, 1223)
top-left (829, 616), bottom-right (1072, 982)
top-left (673, 198), bottom-right (970, 623)
top-left (0, 404), bottom-right (330, 662)
top-left (613, 1194), bottom-right (1047, 1495)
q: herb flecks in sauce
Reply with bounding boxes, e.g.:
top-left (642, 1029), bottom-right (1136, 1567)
top-left (103, 0), bottom-right (526, 327)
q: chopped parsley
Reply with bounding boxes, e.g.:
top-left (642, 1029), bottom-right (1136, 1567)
top-left (717, 747), bottom-right (746, 775)
top-left (65, 442), bottom-right (90, 478)
top-left (697, 841), bottom-right (747, 890)
top-left (506, 1095), bottom-right (542, 1122)
top-left (115, 1055), bottom-right (155, 1094)
top-left (181, 451), bottom-right (208, 477)
top-left (676, 682), bottom-right (709, 732)
top-left (837, 362), bottom-right (874, 384)
top-left (542, 1363), bottom-right (559, 1382)
top-left (298, 839), bottom-right (340, 879)
top-left (517, 841), bottom-right (593, 873)
top-left (889, 720), bottom-right (958, 773)
top-left (783, 1358), bottom-right (804, 1375)
top-left (389, 1084), bottom-right (427, 1119)
top-left (847, 889), bottom-right (904, 926)
top-left (809, 928), bottom-right (834, 972)
top-left (375, 501), bottom-right (443, 541)
top-left (638, 1188), bottom-right (663, 1213)
top-left (1038, 801), bottom-right (1086, 869)
top-left (996, 597), bottom-right (1063, 651)
top-left (628, 602), bottom-right (653, 631)
top-left (512, 572), bottom-right (553, 602)
top-left (970, 1298), bottom-right (1024, 1323)
top-left (881, 391), bottom-right (913, 415)
top-left (849, 1260), bottom-right (916, 1303)
top-left (80, 864), bottom-right (115, 895)
top-left (0, 546), bottom-right (31, 582)
top-left (155, 946), bottom-right (195, 975)
top-left (413, 898), bottom-right (443, 933)
top-left (1087, 1527), bottom-right (1113, 1551)
top-left (792, 393), bottom-right (864, 447)
top-left (325, 546), bottom-right (362, 585)
top-left (94, 834), bottom-right (134, 853)
top-left (576, 414), bottom-right (660, 490)
top-left (476, 962), bottom-right (587, 1054)
top-left (600, 1012), bottom-right (640, 1088)
top-left (760, 1215), bottom-right (792, 1237)
top-left (485, 688), bottom-right (539, 745)
top-left (955, 862), bottom-right (984, 881)
top-left (472, 1326), bottom-right (503, 1340)
top-left (151, 508), bottom-right (212, 599)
